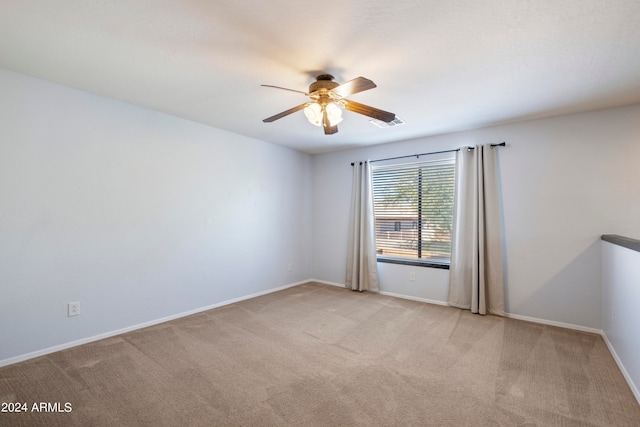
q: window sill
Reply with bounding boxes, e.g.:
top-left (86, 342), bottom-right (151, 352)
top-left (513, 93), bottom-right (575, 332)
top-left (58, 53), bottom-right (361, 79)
top-left (376, 257), bottom-right (450, 270)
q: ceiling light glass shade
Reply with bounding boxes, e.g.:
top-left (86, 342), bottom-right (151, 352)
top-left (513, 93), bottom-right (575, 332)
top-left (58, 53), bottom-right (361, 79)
top-left (304, 102), bottom-right (344, 127)
top-left (304, 103), bottom-right (323, 126)
top-left (326, 102), bottom-right (343, 126)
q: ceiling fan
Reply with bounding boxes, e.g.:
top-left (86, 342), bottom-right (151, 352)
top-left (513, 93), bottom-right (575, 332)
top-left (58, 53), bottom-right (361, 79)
top-left (262, 74), bottom-right (396, 135)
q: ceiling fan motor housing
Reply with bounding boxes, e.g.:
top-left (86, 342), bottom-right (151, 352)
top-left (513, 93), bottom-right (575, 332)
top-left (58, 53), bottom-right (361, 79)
top-left (308, 74), bottom-right (339, 95)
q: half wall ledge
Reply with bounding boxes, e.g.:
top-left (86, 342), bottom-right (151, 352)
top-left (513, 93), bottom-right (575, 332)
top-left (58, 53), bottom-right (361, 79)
top-left (601, 234), bottom-right (640, 253)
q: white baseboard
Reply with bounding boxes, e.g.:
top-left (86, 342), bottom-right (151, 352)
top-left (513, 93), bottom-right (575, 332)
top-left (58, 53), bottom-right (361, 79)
top-left (0, 280), bottom-right (308, 368)
top-left (378, 291), bottom-right (449, 307)
top-left (309, 279), bottom-right (449, 307)
top-left (504, 313), bottom-right (602, 335)
top-left (308, 279), bottom-right (346, 288)
top-left (601, 332), bottom-right (640, 405)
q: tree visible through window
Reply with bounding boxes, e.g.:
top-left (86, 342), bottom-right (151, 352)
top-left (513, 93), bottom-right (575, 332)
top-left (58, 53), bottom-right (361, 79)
top-left (371, 159), bottom-right (455, 266)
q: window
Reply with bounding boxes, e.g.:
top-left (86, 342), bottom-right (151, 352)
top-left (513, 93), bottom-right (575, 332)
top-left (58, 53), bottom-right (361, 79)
top-left (372, 158), bottom-right (455, 268)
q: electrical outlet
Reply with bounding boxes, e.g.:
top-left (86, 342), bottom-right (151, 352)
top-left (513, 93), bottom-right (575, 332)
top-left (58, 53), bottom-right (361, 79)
top-left (68, 302), bottom-right (80, 317)
top-left (409, 272), bottom-right (416, 281)
top-left (287, 262), bottom-right (292, 271)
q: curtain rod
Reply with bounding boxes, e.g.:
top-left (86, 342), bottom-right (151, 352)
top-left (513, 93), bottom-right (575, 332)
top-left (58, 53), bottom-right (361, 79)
top-left (350, 142), bottom-right (505, 166)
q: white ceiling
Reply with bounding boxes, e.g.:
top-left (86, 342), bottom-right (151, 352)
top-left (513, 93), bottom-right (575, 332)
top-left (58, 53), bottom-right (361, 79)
top-left (1, 0), bottom-right (640, 154)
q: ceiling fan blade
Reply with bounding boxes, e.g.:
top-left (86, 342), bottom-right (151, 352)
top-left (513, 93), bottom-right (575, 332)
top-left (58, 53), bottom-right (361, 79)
top-left (332, 77), bottom-right (377, 98)
top-left (322, 110), bottom-right (338, 135)
top-left (344, 100), bottom-right (395, 123)
top-left (261, 85), bottom-right (307, 95)
top-left (263, 103), bottom-right (307, 123)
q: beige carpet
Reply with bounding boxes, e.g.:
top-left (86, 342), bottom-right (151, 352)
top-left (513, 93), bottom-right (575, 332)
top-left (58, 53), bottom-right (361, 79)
top-left (1, 282), bottom-right (639, 426)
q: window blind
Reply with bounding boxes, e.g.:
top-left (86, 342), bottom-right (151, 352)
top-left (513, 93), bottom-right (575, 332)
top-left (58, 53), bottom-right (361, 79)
top-left (371, 159), bottom-right (455, 265)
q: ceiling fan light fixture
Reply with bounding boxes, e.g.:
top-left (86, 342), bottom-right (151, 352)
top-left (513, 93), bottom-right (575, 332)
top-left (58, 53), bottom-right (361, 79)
top-left (304, 102), bottom-right (343, 127)
top-left (326, 102), bottom-right (343, 126)
top-left (303, 102), bottom-right (323, 126)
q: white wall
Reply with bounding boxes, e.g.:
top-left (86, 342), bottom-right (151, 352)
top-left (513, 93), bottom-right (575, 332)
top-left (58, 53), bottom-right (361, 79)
top-left (602, 240), bottom-right (640, 402)
top-left (312, 104), bottom-right (640, 329)
top-left (0, 68), bottom-right (313, 363)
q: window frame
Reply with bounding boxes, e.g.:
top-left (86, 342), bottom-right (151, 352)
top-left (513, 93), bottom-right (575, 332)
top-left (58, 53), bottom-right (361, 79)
top-left (371, 156), bottom-right (455, 270)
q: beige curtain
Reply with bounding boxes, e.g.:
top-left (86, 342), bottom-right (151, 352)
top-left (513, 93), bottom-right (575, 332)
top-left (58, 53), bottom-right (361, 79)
top-left (345, 161), bottom-right (379, 292)
top-left (448, 145), bottom-right (504, 315)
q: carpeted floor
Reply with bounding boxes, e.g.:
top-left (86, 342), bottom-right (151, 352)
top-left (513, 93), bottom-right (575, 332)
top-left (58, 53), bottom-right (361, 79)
top-left (1, 282), bottom-right (639, 426)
